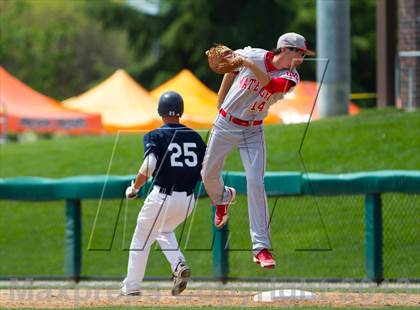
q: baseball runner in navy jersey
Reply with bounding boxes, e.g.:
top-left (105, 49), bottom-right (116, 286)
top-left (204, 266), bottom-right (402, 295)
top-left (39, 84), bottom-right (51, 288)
top-left (121, 91), bottom-right (206, 296)
top-left (201, 33), bottom-right (314, 269)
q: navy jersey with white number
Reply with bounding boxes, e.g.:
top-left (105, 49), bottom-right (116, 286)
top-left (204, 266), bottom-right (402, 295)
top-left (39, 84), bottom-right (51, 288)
top-left (143, 123), bottom-right (206, 193)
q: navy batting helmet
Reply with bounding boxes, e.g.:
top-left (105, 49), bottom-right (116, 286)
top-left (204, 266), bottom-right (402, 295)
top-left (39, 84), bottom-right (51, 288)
top-left (158, 91), bottom-right (184, 117)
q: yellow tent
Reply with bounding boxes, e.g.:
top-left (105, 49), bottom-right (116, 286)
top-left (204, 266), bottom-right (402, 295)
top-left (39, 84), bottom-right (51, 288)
top-left (150, 69), bottom-right (219, 128)
top-left (63, 69), bottom-right (162, 132)
top-left (151, 69), bottom-right (280, 128)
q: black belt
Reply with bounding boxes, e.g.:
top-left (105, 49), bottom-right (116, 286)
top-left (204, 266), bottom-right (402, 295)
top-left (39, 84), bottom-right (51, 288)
top-left (157, 186), bottom-right (193, 196)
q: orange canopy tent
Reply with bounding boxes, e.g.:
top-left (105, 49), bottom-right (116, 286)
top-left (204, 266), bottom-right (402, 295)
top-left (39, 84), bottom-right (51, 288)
top-left (63, 69), bottom-right (161, 132)
top-left (0, 67), bottom-right (102, 134)
top-left (269, 81), bottom-right (360, 124)
top-left (150, 69), bottom-right (219, 128)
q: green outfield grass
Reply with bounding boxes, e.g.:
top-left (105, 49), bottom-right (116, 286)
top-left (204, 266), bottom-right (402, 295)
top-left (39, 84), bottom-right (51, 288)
top-left (0, 108), bottom-right (419, 279)
top-left (1, 109), bottom-right (420, 177)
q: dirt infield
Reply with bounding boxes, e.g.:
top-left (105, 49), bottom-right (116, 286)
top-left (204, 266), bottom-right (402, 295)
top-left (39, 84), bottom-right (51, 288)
top-left (1, 288), bottom-right (420, 308)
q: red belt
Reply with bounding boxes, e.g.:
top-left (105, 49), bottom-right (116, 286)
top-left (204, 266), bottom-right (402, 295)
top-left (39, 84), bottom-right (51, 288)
top-left (219, 109), bottom-right (262, 127)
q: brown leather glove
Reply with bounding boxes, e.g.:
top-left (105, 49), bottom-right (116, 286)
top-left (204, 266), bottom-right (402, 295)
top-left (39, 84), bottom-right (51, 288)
top-left (206, 44), bottom-right (244, 74)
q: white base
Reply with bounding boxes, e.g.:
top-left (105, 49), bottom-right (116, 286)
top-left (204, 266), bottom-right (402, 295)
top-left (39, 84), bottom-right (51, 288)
top-left (253, 289), bottom-right (316, 302)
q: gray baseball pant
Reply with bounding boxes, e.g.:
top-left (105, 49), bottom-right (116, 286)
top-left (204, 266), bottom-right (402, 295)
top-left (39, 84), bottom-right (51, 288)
top-left (201, 115), bottom-right (271, 253)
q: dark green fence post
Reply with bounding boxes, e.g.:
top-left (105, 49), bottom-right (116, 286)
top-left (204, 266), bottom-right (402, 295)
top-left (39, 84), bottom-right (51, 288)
top-left (212, 206), bottom-right (229, 283)
top-left (65, 199), bottom-right (81, 282)
top-left (365, 193), bottom-right (383, 283)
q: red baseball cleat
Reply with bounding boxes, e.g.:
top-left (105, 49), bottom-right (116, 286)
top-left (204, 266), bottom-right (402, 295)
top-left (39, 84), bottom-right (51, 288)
top-left (253, 249), bottom-right (276, 269)
top-left (214, 187), bottom-right (236, 228)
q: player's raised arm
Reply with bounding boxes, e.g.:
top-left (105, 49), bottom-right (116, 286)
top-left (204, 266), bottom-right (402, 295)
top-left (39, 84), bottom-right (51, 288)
top-left (241, 57), bottom-right (271, 87)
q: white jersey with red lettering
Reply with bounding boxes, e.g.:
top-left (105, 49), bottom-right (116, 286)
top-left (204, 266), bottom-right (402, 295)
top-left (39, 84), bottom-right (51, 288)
top-left (221, 47), bottom-right (300, 121)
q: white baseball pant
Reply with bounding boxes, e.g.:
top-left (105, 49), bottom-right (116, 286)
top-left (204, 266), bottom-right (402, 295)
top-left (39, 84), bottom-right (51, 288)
top-left (122, 186), bottom-right (194, 294)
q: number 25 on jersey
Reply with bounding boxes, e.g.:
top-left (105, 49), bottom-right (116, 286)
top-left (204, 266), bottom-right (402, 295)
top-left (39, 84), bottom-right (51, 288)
top-left (168, 143), bottom-right (198, 167)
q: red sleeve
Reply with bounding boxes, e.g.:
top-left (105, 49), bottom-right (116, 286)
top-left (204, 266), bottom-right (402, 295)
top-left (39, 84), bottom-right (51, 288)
top-left (263, 77), bottom-right (295, 94)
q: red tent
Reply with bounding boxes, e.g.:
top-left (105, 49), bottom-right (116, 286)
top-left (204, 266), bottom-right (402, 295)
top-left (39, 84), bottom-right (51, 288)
top-left (0, 67), bottom-right (102, 134)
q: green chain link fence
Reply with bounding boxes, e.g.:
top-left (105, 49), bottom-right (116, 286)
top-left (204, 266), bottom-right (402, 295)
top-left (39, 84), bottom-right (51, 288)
top-left (0, 172), bottom-right (419, 282)
top-left (382, 193), bottom-right (420, 279)
top-left (226, 195), bottom-right (366, 279)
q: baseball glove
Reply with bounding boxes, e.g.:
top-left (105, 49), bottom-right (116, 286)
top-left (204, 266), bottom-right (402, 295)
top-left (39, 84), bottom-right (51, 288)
top-left (206, 44), bottom-right (244, 74)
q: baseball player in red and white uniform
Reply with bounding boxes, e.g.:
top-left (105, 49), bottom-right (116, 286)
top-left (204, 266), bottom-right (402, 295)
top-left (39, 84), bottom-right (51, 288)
top-left (201, 33), bottom-right (314, 269)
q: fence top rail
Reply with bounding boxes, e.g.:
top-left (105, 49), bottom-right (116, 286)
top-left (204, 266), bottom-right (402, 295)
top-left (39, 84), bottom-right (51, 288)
top-left (0, 170), bottom-right (419, 201)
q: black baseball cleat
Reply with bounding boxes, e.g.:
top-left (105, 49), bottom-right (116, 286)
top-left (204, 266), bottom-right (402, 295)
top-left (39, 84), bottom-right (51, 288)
top-left (171, 262), bottom-right (191, 296)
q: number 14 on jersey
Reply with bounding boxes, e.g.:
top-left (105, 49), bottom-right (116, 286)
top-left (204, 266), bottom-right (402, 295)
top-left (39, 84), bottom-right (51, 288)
top-left (250, 101), bottom-right (266, 112)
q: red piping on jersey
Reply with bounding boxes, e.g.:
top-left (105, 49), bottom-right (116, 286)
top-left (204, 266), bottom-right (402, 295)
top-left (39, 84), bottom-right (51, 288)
top-left (264, 51), bottom-right (278, 72)
top-left (263, 77), bottom-right (296, 94)
top-left (264, 51), bottom-right (296, 94)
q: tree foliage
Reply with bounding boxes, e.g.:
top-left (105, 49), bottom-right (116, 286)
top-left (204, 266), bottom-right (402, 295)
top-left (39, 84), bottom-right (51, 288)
top-left (0, 0), bottom-right (136, 99)
top-left (349, 0), bottom-right (376, 93)
top-left (0, 0), bottom-right (377, 99)
top-left (89, 0), bottom-right (376, 93)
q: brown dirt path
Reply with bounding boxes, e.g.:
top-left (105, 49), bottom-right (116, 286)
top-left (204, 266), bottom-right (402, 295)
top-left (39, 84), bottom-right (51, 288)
top-left (1, 289), bottom-right (419, 308)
